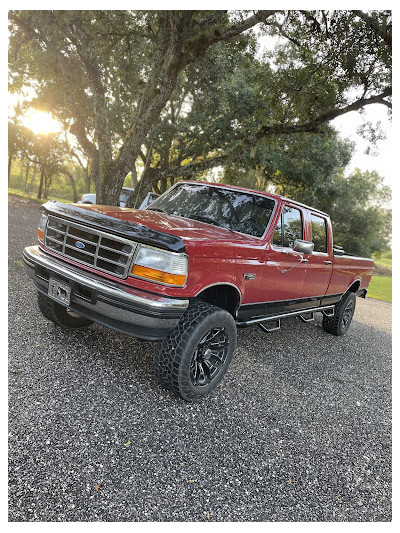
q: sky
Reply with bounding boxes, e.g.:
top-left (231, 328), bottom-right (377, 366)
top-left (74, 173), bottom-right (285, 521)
top-left (333, 105), bottom-right (392, 187)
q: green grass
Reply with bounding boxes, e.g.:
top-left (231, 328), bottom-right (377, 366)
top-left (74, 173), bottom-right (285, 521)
top-left (372, 252), bottom-right (392, 268)
top-left (368, 275), bottom-right (392, 302)
top-left (8, 188), bottom-right (69, 204)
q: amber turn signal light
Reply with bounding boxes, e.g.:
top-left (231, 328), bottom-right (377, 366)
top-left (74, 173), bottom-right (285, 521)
top-left (37, 229), bottom-right (44, 241)
top-left (130, 264), bottom-right (186, 286)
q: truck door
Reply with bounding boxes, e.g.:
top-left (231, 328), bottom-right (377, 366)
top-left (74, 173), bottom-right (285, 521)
top-left (263, 204), bottom-right (307, 305)
top-left (302, 212), bottom-right (332, 298)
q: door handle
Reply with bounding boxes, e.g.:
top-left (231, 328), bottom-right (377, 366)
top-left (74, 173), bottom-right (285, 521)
top-left (323, 260), bottom-right (332, 264)
top-left (300, 258), bottom-right (308, 263)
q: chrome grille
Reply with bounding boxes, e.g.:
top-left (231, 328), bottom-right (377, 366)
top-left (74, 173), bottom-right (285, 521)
top-left (44, 215), bottom-right (137, 278)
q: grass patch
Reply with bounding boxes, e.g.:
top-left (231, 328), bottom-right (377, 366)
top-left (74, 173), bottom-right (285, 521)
top-left (8, 188), bottom-right (69, 204)
top-left (368, 276), bottom-right (392, 302)
top-left (372, 252), bottom-right (392, 268)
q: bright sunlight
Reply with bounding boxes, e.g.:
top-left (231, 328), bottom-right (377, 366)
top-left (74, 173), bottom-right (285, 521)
top-left (20, 109), bottom-right (62, 135)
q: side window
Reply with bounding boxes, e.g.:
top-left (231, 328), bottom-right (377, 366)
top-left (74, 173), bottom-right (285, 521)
top-left (272, 214), bottom-right (283, 245)
top-left (272, 206), bottom-right (303, 247)
top-left (283, 206), bottom-right (302, 247)
top-left (311, 214), bottom-right (327, 253)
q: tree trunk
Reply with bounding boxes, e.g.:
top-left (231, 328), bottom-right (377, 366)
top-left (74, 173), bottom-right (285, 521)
top-left (126, 167), bottom-right (155, 208)
top-left (83, 166), bottom-right (90, 193)
top-left (62, 169), bottom-right (78, 203)
top-left (69, 175), bottom-right (78, 203)
top-left (37, 169), bottom-right (45, 200)
top-left (131, 164), bottom-right (138, 188)
top-left (24, 162), bottom-right (30, 191)
top-left (8, 153), bottom-right (13, 184)
top-left (18, 161), bottom-right (24, 189)
top-left (43, 174), bottom-right (52, 200)
top-left (28, 164), bottom-right (37, 193)
top-left (159, 177), bottom-right (168, 193)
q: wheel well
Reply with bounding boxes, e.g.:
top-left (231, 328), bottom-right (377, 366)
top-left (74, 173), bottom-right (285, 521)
top-left (196, 284), bottom-right (241, 317)
top-left (347, 280), bottom-right (361, 293)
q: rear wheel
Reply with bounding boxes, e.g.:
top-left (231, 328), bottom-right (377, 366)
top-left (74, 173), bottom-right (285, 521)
top-left (155, 302), bottom-right (236, 401)
top-left (322, 291), bottom-right (356, 336)
top-left (37, 291), bottom-right (93, 330)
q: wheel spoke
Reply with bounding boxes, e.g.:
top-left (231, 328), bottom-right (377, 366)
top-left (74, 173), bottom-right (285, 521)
top-left (342, 301), bottom-right (354, 326)
top-left (190, 327), bottom-right (229, 387)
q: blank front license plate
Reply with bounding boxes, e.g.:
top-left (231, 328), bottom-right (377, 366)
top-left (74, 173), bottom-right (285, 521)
top-left (48, 278), bottom-right (71, 306)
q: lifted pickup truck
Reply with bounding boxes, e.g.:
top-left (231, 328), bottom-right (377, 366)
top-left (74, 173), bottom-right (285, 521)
top-left (23, 181), bottom-right (374, 401)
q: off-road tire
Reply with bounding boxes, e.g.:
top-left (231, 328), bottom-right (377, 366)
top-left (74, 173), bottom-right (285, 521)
top-left (155, 301), bottom-right (237, 401)
top-left (322, 291), bottom-right (356, 336)
top-left (37, 291), bottom-right (93, 330)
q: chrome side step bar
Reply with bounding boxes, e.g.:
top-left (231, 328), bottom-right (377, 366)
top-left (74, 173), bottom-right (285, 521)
top-left (236, 305), bottom-right (336, 328)
top-left (299, 312), bottom-right (315, 323)
top-left (259, 320), bottom-right (281, 333)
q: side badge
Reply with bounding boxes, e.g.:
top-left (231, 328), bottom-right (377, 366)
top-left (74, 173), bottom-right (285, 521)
top-left (244, 273), bottom-right (256, 280)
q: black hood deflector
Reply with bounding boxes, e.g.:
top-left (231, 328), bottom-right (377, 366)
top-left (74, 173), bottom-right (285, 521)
top-left (42, 201), bottom-right (186, 253)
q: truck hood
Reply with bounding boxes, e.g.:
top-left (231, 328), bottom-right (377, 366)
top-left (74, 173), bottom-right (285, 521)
top-left (80, 205), bottom-right (259, 248)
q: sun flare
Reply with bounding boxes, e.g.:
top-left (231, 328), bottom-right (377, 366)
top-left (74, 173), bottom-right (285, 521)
top-left (21, 110), bottom-right (62, 135)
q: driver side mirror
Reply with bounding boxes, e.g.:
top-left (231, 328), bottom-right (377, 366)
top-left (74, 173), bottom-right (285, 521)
top-left (293, 239), bottom-right (314, 255)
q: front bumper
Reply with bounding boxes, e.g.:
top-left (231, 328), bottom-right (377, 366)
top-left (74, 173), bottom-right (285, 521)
top-left (23, 245), bottom-right (189, 341)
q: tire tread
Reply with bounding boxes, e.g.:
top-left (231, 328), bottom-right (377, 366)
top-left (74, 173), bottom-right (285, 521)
top-left (155, 302), bottom-right (235, 401)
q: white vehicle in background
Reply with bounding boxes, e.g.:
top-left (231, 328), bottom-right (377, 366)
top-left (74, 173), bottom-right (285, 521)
top-left (78, 187), bottom-right (135, 207)
top-left (78, 189), bottom-right (159, 209)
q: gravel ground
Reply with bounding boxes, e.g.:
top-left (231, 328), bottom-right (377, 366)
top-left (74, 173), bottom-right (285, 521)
top-left (8, 194), bottom-right (392, 522)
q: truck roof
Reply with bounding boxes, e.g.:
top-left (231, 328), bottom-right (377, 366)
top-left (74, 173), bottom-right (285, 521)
top-left (178, 180), bottom-right (329, 217)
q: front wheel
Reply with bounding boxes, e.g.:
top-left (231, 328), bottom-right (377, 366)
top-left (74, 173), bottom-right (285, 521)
top-left (155, 302), bottom-right (237, 401)
top-left (322, 291), bottom-right (356, 336)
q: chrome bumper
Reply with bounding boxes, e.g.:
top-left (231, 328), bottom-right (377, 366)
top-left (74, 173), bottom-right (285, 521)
top-left (23, 245), bottom-right (189, 341)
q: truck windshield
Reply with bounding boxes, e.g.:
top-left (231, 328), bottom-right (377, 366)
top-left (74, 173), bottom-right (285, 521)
top-left (147, 183), bottom-right (276, 238)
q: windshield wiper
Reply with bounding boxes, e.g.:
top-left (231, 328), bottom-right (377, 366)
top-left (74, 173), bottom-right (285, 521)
top-left (187, 214), bottom-right (234, 231)
top-left (147, 207), bottom-right (167, 213)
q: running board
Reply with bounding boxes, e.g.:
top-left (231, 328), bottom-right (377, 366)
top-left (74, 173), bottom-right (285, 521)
top-left (299, 312), bottom-right (315, 323)
top-left (236, 305), bottom-right (336, 328)
top-left (259, 320), bottom-right (281, 333)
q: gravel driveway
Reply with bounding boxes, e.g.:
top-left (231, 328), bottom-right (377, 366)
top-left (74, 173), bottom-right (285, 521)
top-left (8, 195), bottom-right (392, 521)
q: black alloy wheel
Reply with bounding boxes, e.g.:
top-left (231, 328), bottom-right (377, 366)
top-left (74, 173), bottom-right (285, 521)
top-left (342, 299), bottom-right (355, 329)
top-left (322, 291), bottom-right (356, 336)
top-left (190, 327), bottom-right (229, 387)
top-left (155, 302), bottom-right (236, 401)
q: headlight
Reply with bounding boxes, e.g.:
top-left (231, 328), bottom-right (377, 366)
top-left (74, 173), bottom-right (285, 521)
top-left (130, 244), bottom-right (188, 287)
top-left (37, 213), bottom-right (48, 242)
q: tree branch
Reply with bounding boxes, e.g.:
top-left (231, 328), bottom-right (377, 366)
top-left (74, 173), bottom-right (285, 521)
top-left (69, 120), bottom-right (98, 160)
top-left (147, 88), bottom-right (392, 184)
top-left (193, 10), bottom-right (281, 48)
top-left (265, 88), bottom-right (392, 135)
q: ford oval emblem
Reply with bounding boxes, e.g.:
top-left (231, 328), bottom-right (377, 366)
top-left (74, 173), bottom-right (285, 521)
top-left (75, 241), bottom-right (85, 249)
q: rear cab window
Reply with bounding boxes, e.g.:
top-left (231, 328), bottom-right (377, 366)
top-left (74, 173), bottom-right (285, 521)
top-left (310, 213), bottom-right (328, 253)
top-left (272, 205), bottom-right (303, 247)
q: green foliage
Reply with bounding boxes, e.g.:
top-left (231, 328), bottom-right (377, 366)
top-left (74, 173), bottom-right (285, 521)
top-left (372, 251), bottom-right (392, 267)
top-left (8, 9), bottom-right (392, 258)
top-left (277, 168), bottom-right (391, 257)
top-left (328, 170), bottom-right (391, 257)
top-left (220, 130), bottom-right (353, 194)
top-left (9, 10), bottom-right (391, 206)
top-left (368, 276), bottom-right (392, 302)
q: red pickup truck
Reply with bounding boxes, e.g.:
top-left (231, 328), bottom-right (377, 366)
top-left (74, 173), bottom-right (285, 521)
top-left (23, 181), bottom-right (374, 400)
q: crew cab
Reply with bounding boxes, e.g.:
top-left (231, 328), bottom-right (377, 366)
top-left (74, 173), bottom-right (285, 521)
top-left (23, 181), bottom-right (374, 401)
